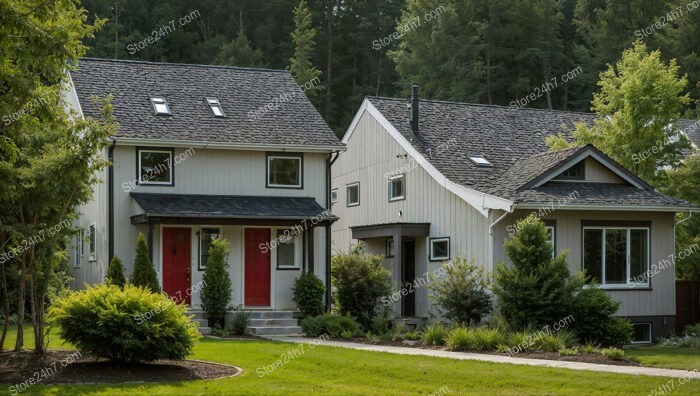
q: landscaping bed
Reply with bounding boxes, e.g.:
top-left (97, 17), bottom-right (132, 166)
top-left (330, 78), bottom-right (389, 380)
top-left (0, 349), bottom-right (240, 385)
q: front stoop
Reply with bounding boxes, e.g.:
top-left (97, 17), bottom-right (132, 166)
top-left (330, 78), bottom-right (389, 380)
top-left (188, 309), bottom-right (211, 335)
top-left (247, 310), bottom-right (302, 336)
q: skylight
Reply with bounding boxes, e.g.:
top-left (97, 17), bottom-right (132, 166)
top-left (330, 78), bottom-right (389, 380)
top-left (150, 97), bottom-right (171, 115)
top-left (207, 98), bottom-right (225, 117)
top-left (469, 156), bottom-right (492, 167)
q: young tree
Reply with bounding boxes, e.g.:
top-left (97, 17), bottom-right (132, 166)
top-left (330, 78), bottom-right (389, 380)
top-left (200, 238), bottom-right (232, 329)
top-left (494, 215), bottom-right (584, 329)
top-left (288, 0), bottom-right (323, 97)
top-left (106, 256), bottom-right (127, 288)
top-left (547, 42), bottom-right (691, 185)
top-left (131, 234), bottom-right (160, 293)
top-left (429, 257), bottom-right (492, 325)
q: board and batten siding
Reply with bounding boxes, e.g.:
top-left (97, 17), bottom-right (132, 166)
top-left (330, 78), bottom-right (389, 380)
top-left (583, 157), bottom-right (625, 183)
top-left (332, 111), bottom-right (490, 317)
top-left (492, 209), bottom-right (675, 317)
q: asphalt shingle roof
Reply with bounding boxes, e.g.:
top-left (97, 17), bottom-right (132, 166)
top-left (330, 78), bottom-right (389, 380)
top-left (514, 182), bottom-right (690, 207)
top-left (70, 58), bottom-right (343, 149)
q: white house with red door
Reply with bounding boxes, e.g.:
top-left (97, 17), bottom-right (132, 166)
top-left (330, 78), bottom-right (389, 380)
top-left (64, 58), bottom-right (344, 334)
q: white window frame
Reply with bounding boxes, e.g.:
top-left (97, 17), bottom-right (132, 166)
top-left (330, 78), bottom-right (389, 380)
top-left (199, 226), bottom-right (222, 271)
top-left (330, 188), bottom-right (338, 204)
top-left (88, 224), bottom-right (96, 261)
top-left (206, 97), bottom-right (226, 117)
top-left (267, 155), bottom-right (303, 188)
top-left (138, 148), bottom-right (173, 185)
top-left (582, 226), bottom-right (650, 288)
top-left (274, 227), bottom-right (301, 270)
top-left (545, 225), bottom-right (556, 259)
top-left (429, 237), bottom-right (450, 262)
top-left (346, 182), bottom-right (360, 207)
top-left (388, 174), bottom-right (405, 201)
top-left (150, 97), bottom-right (171, 115)
top-left (631, 322), bottom-right (652, 344)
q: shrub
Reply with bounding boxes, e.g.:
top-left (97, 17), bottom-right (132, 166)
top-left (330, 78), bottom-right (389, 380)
top-left (210, 326), bottom-right (228, 337)
top-left (685, 323), bottom-right (700, 337)
top-left (292, 271), bottom-right (326, 317)
top-left (571, 286), bottom-right (631, 346)
top-left (505, 331), bottom-right (534, 354)
top-left (559, 347), bottom-right (580, 356)
top-left (48, 284), bottom-right (200, 363)
top-left (331, 245), bottom-right (392, 330)
top-left (471, 327), bottom-right (505, 351)
top-left (446, 327), bottom-right (475, 351)
top-left (300, 313), bottom-right (361, 338)
top-left (231, 310), bottom-right (250, 336)
top-left (494, 215), bottom-right (584, 329)
top-left (583, 340), bottom-right (601, 354)
top-left (404, 330), bottom-right (422, 341)
top-left (131, 233), bottom-right (160, 293)
top-left (422, 323), bottom-right (448, 346)
top-left (535, 329), bottom-right (577, 352)
top-left (200, 238), bottom-right (232, 328)
top-left (105, 256), bottom-right (126, 288)
top-left (601, 347), bottom-right (625, 360)
top-left (429, 257), bottom-right (492, 325)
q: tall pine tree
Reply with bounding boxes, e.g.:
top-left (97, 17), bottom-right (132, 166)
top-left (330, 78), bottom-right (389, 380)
top-left (288, 0), bottom-right (323, 96)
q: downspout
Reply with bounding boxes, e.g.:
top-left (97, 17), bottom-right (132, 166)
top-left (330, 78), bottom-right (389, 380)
top-left (108, 139), bottom-right (116, 263)
top-left (488, 207), bottom-right (512, 272)
top-left (670, 210), bottom-right (693, 331)
top-left (325, 150), bottom-right (341, 312)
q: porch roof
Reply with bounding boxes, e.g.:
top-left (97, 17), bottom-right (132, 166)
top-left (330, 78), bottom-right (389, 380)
top-left (350, 222), bottom-right (431, 239)
top-left (129, 192), bottom-right (337, 226)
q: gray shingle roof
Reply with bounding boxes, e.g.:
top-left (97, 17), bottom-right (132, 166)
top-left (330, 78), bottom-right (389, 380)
top-left (130, 193), bottom-right (336, 222)
top-left (70, 58), bottom-right (343, 149)
top-left (680, 119), bottom-right (700, 150)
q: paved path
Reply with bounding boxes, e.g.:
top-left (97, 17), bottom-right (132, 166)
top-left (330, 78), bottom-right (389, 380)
top-left (263, 335), bottom-right (698, 379)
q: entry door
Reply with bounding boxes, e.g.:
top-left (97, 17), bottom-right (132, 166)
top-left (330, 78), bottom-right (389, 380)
top-left (402, 239), bottom-right (416, 317)
top-left (162, 227), bottom-right (192, 305)
top-left (245, 228), bottom-right (271, 306)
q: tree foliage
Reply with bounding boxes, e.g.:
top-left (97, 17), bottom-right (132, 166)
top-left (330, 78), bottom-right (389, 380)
top-left (288, 0), bottom-right (323, 96)
top-left (106, 256), bottom-right (127, 288)
top-left (131, 234), bottom-right (160, 293)
top-left (292, 271), bottom-right (326, 317)
top-left (200, 237), bottom-right (232, 328)
top-left (429, 257), bottom-right (492, 325)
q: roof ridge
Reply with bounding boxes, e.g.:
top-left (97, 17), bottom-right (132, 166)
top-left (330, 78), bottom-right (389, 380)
top-left (80, 57), bottom-right (290, 74)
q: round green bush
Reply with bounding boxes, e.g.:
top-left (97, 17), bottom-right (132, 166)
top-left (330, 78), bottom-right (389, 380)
top-left (48, 284), bottom-right (201, 363)
top-left (292, 271), bottom-right (326, 317)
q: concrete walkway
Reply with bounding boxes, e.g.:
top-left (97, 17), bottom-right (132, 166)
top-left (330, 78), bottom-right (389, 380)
top-left (263, 335), bottom-right (697, 379)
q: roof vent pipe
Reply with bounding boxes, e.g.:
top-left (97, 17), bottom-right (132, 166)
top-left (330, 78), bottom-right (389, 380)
top-left (411, 83), bottom-right (419, 134)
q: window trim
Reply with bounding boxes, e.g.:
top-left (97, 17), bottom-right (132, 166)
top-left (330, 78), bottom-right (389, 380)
top-left (206, 97), bottom-right (226, 118)
top-left (274, 227), bottom-right (301, 270)
top-left (136, 147), bottom-right (174, 186)
top-left (88, 224), bottom-right (96, 262)
top-left (631, 322), bottom-right (653, 344)
top-left (198, 226), bottom-right (222, 271)
top-left (545, 224), bottom-right (556, 259)
top-left (388, 174), bottom-right (406, 202)
top-left (330, 188), bottom-right (338, 204)
top-left (150, 97), bottom-right (171, 115)
top-left (346, 182), bottom-right (360, 207)
top-left (429, 237), bottom-right (450, 262)
top-left (582, 225), bottom-right (650, 288)
top-left (74, 229), bottom-right (84, 268)
top-left (266, 153), bottom-right (303, 189)
top-left (556, 160), bottom-right (585, 180)
top-left (386, 238), bottom-right (395, 258)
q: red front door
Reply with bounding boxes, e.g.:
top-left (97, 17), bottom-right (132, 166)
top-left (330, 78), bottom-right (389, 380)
top-left (162, 227), bottom-right (191, 305)
top-left (245, 228), bottom-right (271, 306)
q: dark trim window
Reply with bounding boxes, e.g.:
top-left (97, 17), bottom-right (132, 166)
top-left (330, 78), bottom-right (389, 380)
top-left (388, 174), bottom-right (405, 201)
top-left (557, 161), bottom-right (585, 180)
top-left (206, 98), bottom-right (226, 117)
top-left (150, 97), bottom-right (171, 115)
top-left (276, 228), bottom-right (300, 269)
top-left (330, 188), bottom-right (338, 204)
top-left (137, 148), bottom-right (173, 186)
top-left (88, 224), bottom-right (96, 261)
top-left (632, 323), bottom-right (652, 343)
top-left (199, 227), bottom-right (221, 271)
top-left (346, 182), bottom-right (360, 207)
top-left (267, 153), bottom-right (303, 188)
top-left (583, 226), bottom-right (650, 286)
top-left (386, 238), bottom-right (395, 258)
top-left (429, 237), bottom-right (450, 262)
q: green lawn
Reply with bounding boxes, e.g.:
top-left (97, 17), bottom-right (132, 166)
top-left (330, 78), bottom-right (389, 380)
top-left (627, 346), bottom-right (700, 371)
top-left (2, 328), bottom-right (700, 395)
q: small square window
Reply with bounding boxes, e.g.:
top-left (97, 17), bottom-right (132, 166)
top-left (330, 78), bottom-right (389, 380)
top-left (429, 237), bottom-right (450, 261)
top-left (206, 97), bottom-right (226, 117)
top-left (150, 97), bottom-right (171, 115)
top-left (138, 148), bottom-right (173, 185)
top-left (88, 224), bottom-right (96, 261)
top-left (331, 189), bottom-right (338, 204)
top-left (469, 156), bottom-right (492, 167)
top-left (386, 238), bottom-right (395, 258)
top-left (267, 154), bottom-right (302, 188)
top-left (276, 229), bottom-right (299, 269)
top-left (199, 227), bottom-right (220, 271)
top-left (346, 183), bottom-right (360, 207)
top-left (388, 174), bottom-right (405, 201)
top-left (632, 323), bottom-right (652, 343)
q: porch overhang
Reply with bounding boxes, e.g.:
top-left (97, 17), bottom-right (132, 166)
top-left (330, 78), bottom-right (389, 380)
top-left (129, 192), bottom-right (337, 226)
top-left (350, 222), bottom-right (430, 239)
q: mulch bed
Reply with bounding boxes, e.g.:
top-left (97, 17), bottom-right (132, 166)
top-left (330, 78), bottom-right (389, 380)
top-left (0, 350), bottom-right (240, 385)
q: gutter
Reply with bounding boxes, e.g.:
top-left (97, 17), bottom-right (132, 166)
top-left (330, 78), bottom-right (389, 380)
top-left (513, 204), bottom-right (699, 212)
top-left (116, 137), bottom-right (347, 153)
top-left (107, 139), bottom-right (116, 263)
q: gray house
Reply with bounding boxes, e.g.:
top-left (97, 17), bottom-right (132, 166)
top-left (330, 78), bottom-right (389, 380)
top-left (331, 86), bottom-right (697, 341)
top-left (65, 58), bottom-right (344, 333)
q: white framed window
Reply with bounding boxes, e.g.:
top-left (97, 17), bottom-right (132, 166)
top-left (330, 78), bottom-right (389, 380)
top-left (346, 182), bottom-right (360, 207)
top-left (386, 238), bottom-right (395, 258)
top-left (73, 229), bottom-right (84, 268)
top-left (267, 154), bottom-right (302, 188)
top-left (150, 97), bottom-right (171, 115)
top-left (206, 98), bottom-right (226, 117)
top-left (632, 323), bottom-right (652, 343)
top-left (388, 174), bottom-right (405, 201)
top-left (199, 227), bottom-right (221, 271)
top-left (583, 227), bottom-right (649, 287)
top-left (330, 188), bottom-right (338, 204)
top-left (545, 225), bottom-right (556, 258)
top-left (468, 156), bottom-right (492, 167)
top-left (275, 228), bottom-right (301, 269)
top-left (88, 224), bottom-right (96, 261)
top-left (429, 237), bottom-right (450, 262)
top-left (138, 148), bottom-right (173, 185)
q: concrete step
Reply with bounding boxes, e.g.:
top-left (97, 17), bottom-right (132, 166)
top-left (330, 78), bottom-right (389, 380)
top-left (248, 318), bottom-right (299, 327)
top-left (247, 310), bottom-right (295, 319)
top-left (248, 326), bottom-right (303, 336)
top-left (199, 326), bottom-right (212, 335)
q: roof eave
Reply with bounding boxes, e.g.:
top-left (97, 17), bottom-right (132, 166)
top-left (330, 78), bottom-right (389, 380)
top-left (513, 203), bottom-right (699, 212)
top-left (116, 137), bottom-right (346, 153)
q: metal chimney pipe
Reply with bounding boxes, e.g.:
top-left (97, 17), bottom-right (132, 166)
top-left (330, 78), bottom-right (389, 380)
top-left (411, 83), bottom-right (419, 134)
